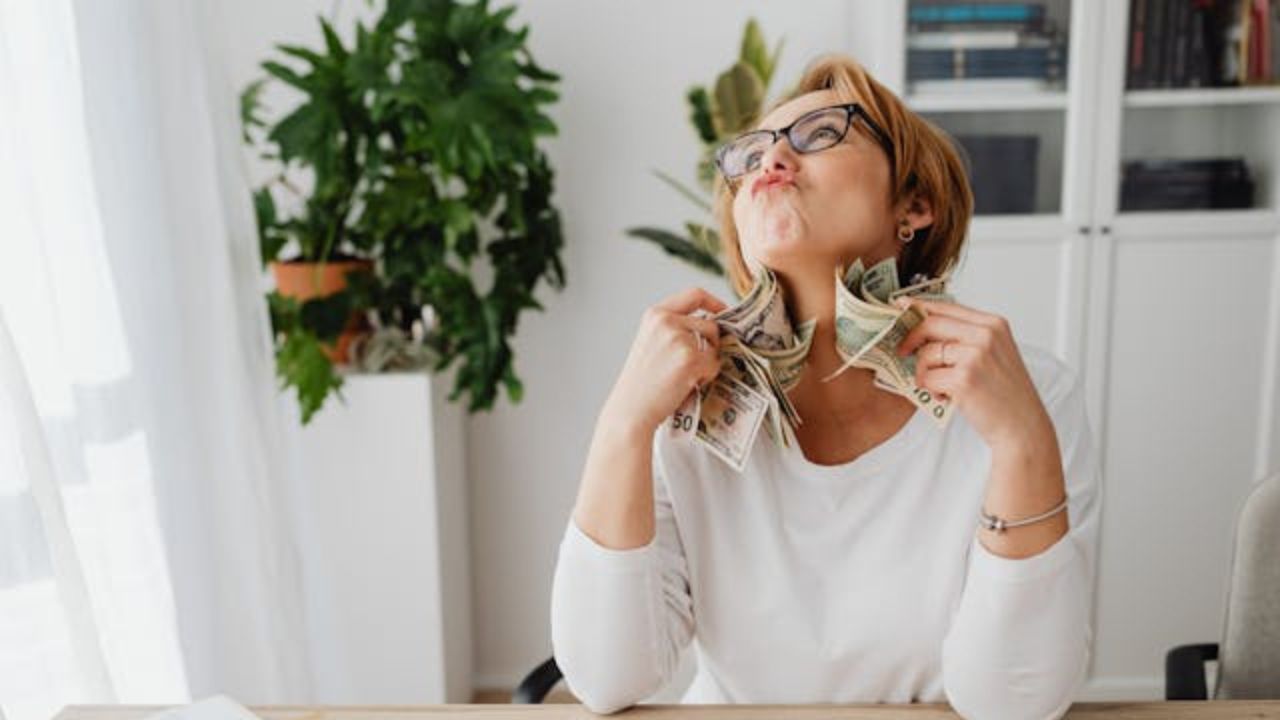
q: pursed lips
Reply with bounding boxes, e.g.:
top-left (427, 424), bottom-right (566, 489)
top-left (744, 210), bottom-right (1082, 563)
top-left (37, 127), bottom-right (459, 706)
top-left (752, 175), bottom-right (795, 198)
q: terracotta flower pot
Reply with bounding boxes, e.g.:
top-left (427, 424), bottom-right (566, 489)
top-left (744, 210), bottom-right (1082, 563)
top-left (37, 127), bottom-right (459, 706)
top-left (271, 259), bottom-right (374, 365)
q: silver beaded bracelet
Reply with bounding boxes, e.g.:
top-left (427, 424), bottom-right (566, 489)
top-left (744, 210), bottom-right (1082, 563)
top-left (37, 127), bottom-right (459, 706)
top-left (979, 495), bottom-right (1069, 533)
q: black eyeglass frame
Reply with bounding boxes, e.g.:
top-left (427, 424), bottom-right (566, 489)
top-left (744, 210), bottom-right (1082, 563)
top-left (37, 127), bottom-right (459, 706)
top-left (713, 102), bottom-right (895, 182)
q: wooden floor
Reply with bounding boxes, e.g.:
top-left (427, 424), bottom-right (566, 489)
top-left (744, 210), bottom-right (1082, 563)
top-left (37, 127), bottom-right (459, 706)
top-left (471, 688), bottom-right (577, 704)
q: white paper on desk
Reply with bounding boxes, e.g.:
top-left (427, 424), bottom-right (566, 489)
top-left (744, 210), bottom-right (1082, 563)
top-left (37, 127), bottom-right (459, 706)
top-left (142, 696), bottom-right (261, 720)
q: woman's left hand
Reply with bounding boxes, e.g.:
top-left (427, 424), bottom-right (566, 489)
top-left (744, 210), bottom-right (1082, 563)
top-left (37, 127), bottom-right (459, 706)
top-left (893, 297), bottom-right (1053, 454)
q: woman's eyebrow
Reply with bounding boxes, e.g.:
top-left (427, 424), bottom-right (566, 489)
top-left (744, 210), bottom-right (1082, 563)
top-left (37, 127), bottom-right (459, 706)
top-left (755, 105), bottom-right (832, 132)
top-left (754, 113), bottom-right (799, 132)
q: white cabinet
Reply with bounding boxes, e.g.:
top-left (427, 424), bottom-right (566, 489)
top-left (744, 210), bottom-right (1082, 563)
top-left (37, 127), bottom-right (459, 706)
top-left (280, 373), bottom-right (473, 703)
top-left (855, 0), bottom-right (1280, 700)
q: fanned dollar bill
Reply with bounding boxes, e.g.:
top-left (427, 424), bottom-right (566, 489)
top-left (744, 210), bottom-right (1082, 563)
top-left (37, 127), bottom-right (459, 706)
top-left (668, 257), bottom-right (955, 469)
top-left (669, 264), bottom-right (815, 470)
top-left (827, 256), bottom-right (956, 426)
top-left (692, 372), bottom-right (769, 472)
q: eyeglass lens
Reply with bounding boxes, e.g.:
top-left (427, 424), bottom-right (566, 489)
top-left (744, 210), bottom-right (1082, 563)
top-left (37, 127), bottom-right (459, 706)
top-left (720, 106), bottom-right (853, 178)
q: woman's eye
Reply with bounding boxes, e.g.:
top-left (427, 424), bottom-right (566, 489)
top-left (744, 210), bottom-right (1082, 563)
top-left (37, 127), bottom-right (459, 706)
top-left (744, 151), bottom-right (762, 170)
top-left (806, 127), bottom-right (840, 143)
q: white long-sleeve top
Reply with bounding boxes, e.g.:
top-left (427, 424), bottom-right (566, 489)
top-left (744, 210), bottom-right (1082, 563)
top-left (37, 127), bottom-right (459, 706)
top-left (550, 344), bottom-right (1102, 720)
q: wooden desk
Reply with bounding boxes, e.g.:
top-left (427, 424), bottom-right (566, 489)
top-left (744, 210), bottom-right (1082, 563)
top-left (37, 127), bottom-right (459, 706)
top-left (54, 702), bottom-right (1280, 720)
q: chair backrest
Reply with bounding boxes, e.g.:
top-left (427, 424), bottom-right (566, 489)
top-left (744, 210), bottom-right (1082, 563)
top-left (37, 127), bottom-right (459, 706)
top-left (1214, 471), bottom-right (1280, 699)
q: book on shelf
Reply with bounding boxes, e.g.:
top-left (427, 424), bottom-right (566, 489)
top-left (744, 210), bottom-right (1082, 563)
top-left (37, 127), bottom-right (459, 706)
top-left (910, 64), bottom-right (1065, 81)
top-left (908, 29), bottom-right (1055, 49)
top-left (1127, 0), bottom-right (1280, 90)
top-left (908, 3), bottom-right (1047, 31)
top-left (1119, 156), bottom-right (1255, 210)
top-left (907, 2), bottom-right (1066, 91)
top-left (1241, 0), bottom-right (1276, 82)
top-left (953, 135), bottom-right (1040, 215)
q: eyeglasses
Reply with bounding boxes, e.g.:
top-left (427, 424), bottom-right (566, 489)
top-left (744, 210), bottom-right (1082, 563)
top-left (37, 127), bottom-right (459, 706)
top-left (713, 102), bottom-right (894, 181)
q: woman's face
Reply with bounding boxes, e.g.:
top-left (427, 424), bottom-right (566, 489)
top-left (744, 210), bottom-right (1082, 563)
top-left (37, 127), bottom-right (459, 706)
top-left (730, 89), bottom-right (899, 280)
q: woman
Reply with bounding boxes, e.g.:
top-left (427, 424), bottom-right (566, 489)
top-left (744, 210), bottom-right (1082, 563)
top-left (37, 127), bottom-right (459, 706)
top-left (550, 54), bottom-right (1101, 720)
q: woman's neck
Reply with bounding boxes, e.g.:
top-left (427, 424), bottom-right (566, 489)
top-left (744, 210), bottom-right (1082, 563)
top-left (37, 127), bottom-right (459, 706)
top-left (771, 246), bottom-right (903, 423)
top-left (776, 261), bottom-right (879, 421)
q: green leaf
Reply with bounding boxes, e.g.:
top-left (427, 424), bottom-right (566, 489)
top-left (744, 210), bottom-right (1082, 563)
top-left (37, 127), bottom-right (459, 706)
top-left (254, 188), bottom-right (286, 265)
top-left (625, 226), bottom-right (724, 276)
top-left (319, 17), bottom-right (349, 62)
top-left (696, 154), bottom-right (718, 192)
top-left (768, 37), bottom-right (785, 87)
top-left (267, 290), bottom-right (300, 335)
top-left (262, 59), bottom-right (311, 92)
top-left (240, 78), bottom-right (267, 143)
top-left (299, 290), bottom-right (354, 341)
top-left (268, 102), bottom-right (332, 164)
top-left (739, 19), bottom-right (770, 86)
top-left (518, 60), bottom-right (560, 83)
top-left (276, 44), bottom-right (328, 69)
top-left (275, 329), bottom-right (343, 424)
top-left (684, 221), bottom-right (722, 258)
top-left (686, 85), bottom-right (718, 144)
top-left (713, 62), bottom-right (765, 137)
top-left (502, 364), bottom-right (523, 403)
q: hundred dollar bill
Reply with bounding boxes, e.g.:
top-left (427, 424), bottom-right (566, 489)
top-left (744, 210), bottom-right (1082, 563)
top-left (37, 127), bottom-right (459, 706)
top-left (827, 257), bottom-right (956, 426)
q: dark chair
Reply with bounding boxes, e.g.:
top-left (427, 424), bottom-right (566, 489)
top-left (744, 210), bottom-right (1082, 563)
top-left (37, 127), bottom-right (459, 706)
top-left (1165, 472), bottom-right (1280, 700)
top-left (512, 656), bottom-right (563, 704)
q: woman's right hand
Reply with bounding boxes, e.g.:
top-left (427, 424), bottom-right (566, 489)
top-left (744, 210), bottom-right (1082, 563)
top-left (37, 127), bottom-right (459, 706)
top-left (601, 287), bottom-right (729, 437)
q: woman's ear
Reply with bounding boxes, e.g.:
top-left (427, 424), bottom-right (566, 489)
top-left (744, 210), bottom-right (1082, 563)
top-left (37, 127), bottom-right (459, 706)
top-left (898, 190), bottom-right (934, 231)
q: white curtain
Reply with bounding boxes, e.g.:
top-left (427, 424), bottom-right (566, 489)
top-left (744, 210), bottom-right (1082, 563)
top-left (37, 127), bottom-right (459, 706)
top-left (0, 2), bottom-right (313, 719)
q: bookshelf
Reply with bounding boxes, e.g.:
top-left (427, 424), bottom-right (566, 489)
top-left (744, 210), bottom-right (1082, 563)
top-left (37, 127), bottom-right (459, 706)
top-left (857, 0), bottom-right (1280, 225)
top-left (849, 1), bottom-right (1280, 701)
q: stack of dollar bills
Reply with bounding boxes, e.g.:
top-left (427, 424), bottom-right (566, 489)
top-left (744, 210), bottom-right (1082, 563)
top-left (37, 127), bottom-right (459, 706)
top-left (829, 256), bottom-right (954, 426)
top-left (670, 257), bottom-right (953, 472)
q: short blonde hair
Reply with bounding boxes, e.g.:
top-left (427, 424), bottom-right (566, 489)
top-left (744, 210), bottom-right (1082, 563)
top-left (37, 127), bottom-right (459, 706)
top-left (713, 53), bottom-right (974, 298)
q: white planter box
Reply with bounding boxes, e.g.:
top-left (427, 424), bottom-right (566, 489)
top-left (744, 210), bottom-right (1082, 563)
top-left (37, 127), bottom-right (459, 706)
top-left (281, 371), bottom-right (471, 703)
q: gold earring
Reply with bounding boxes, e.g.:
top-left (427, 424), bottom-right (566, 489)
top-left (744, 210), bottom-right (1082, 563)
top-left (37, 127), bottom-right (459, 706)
top-left (897, 221), bottom-right (915, 244)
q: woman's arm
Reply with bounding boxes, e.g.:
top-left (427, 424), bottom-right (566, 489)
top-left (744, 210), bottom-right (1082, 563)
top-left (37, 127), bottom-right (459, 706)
top-left (894, 298), bottom-right (1101, 719)
top-left (572, 286), bottom-right (724, 549)
top-left (551, 287), bottom-right (723, 713)
top-left (551, 431), bottom-right (696, 714)
top-left (571, 407), bottom-right (659, 550)
top-left (940, 361), bottom-right (1102, 720)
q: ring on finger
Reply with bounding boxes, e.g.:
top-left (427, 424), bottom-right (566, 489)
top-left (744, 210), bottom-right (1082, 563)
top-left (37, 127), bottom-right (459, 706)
top-left (692, 328), bottom-right (707, 353)
top-left (940, 341), bottom-right (951, 367)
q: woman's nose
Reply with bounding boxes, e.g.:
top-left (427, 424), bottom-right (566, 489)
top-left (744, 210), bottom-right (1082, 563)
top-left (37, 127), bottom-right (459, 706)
top-left (758, 135), bottom-right (799, 174)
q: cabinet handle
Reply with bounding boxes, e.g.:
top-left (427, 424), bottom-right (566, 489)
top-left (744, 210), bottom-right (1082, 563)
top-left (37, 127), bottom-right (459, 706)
top-left (1100, 226), bottom-right (1112, 235)
top-left (1079, 225), bottom-right (1093, 235)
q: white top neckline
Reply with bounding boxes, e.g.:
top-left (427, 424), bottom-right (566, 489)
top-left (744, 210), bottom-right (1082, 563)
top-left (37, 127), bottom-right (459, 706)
top-left (779, 405), bottom-right (929, 481)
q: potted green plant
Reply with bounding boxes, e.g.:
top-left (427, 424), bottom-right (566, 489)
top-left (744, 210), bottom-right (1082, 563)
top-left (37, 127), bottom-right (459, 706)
top-left (626, 19), bottom-right (784, 279)
top-left (241, 0), bottom-right (566, 423)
